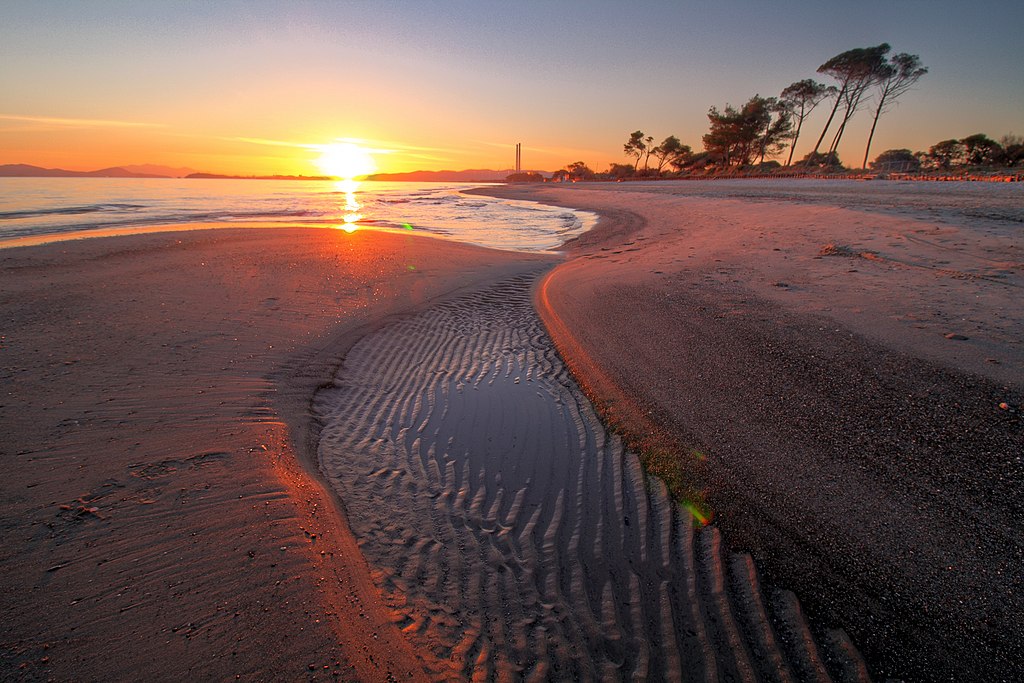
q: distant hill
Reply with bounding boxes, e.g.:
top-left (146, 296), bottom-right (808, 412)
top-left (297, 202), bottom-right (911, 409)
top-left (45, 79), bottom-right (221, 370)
top-left (0, 163), bottom-right (169, 178)
top-left (0, 164), bottom-right (71, 177)
top-left (1, 163), bottom-right (549, 182)
top-left (0, 164), bottom-right (331, 180)
top-left (367, 169), bottom-right (549, 182)
top-left (85, 167), bottom-right (169, 178)
top-left (121, 164), bottom-right (200, 178)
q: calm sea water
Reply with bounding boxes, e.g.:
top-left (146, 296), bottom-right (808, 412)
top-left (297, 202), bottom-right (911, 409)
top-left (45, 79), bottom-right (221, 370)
top-left (0, 178), bottom-right (595, 252)
top-left (3, 178), bottom-right (1019, 252)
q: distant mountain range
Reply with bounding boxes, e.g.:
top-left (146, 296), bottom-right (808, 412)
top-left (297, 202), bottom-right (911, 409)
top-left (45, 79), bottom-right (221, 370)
top-left (1, 163), bottom-right (548, 182)
top-left (0, 163), bottom-right (181, 178)
top-left (0, 164), bottom-right (335, 180)
top-left (122, 164), bottom-right (202, 177)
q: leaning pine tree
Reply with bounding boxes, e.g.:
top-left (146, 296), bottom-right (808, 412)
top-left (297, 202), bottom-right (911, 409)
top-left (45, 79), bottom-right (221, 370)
top-left (808, 44), bottom-right (891, 163)
top-left (779, 79), bottom-right (834, 166)
top-left (861, 53), bottom-right (927, 170)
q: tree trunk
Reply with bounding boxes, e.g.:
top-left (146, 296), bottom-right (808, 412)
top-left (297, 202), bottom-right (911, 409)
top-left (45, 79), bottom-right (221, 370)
top-left (786, 116), bottom-right (804, 167)
top-left (810, 86), bottom-right (844, 158)
top-left (831, 82), bottom-right (871, 156)
top-left (862, 94), bottom-right (887, 170)
top-left (759, 119), bottom-right (770, 164)
top-left (829, 115), bottom-right (846, 155)
top-left (829, 97), bottom-right (858, 156)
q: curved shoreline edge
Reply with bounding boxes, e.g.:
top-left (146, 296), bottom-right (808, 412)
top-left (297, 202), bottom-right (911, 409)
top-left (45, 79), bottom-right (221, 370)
top-left (0, 226), bottom-right (553, 680)
top-left (3, 179), bottom-right (1021, 680)
top-left (311, 270), bottom-right (870, 680)
top-left (474, 182), bottom-right (1024, 681)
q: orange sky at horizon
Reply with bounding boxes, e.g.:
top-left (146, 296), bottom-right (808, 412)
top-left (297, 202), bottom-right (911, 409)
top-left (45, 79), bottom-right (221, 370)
top-left (2, 3), bottom-right (1022, 177)
top-left (0, 111), bottom-right (616, 176)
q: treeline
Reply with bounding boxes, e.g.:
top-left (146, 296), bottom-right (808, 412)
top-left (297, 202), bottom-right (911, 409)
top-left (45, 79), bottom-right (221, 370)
top-left (871, 134), bottom-right (1024, 173)
top-left (537, 44), bottom-right (1019, 179)
top-left (654, 43), bottom-right (929, 174)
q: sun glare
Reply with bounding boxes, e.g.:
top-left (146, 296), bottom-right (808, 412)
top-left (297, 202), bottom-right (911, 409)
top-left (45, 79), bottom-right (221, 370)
top-left (315, 142), bottom-right (377, 180)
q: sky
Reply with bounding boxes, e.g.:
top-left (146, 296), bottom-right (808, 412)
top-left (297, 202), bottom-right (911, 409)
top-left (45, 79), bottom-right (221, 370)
top-left (2, 0), bottom-right (1022, 175)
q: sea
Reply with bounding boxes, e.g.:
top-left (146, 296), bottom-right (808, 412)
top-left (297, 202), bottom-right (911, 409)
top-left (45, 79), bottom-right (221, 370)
top-left (0, 178), bottom-right (596, 252)
top-left (2, 178), bottom-right (1020, 253)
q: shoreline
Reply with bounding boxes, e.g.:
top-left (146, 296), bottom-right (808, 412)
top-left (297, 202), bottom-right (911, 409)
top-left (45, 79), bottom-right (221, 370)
top-left (562, 171), bottom-right (1024, 183)
top-left (0, 220), bottom-right (328, 250)
top-left (0, 220), bottom-right (523, 253)
top-left (0, 227), bottom-right (553, 680)
top-left (474, 183), bottom-right (1023, 680)
top-left (472, 182), bottom-right (1023, 389)
top-left (3, 179), bottom-right (1021, 679)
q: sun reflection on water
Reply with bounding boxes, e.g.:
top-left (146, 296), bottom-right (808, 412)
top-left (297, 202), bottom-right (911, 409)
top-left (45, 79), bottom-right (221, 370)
top-left (336, 178), bottom-right (362, 233)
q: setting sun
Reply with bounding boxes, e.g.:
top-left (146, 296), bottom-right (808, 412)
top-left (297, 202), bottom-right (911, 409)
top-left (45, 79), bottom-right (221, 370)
top-left (315, 142), bottom-right (377, 179)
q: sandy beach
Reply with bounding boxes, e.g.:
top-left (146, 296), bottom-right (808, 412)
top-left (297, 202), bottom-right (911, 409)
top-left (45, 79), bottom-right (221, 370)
top-left (2, 181), bottom-right (1021, 681)
top-left (0, 227), bottom-right (552, 680)
top-left (475, 182), bottom-right (1023, 681)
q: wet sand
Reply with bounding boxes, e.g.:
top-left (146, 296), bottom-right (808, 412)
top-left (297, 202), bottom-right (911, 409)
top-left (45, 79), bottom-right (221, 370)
top-left (474, 182), bottom-right (1023, 681)
top-left (0, 227), bottom-right (551, 680)
top-left (314, 273), bottom-right (867, 680)
top-left (4, 182), bottom-right (1021, 681)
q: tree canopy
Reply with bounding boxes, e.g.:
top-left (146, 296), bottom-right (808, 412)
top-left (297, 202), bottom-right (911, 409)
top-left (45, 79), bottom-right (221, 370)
top-left (566, 41), bottom-right (946, 179)
top-left (564, 161), bottom-right (594, 180)
top-left (809, 44), bottom-right (891, 160)
top-left (779, 79), bottom-right (835, 166)
top-left (861, 53), bottom-right (928, 169)
top-left (917, 134), bottom-right (1018, 170)
top-left (702, 95), bottom-right (787, 169)
top-left (624, 131), bottom-right (654, 172)
top-left (870, 149), bottom-right (920, 172)
top-left (651, 136), bottom-right (692, 173)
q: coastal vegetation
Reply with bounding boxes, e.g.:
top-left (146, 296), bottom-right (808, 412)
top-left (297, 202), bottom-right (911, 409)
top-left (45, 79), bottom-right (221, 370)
top-left (536, 44), bottom-right (1015, 180)
top-left (541, 128), bottom-right (1023, 181)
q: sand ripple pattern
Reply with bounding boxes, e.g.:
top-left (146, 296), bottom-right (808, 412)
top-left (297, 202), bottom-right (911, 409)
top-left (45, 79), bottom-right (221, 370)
top-left (316, 275), bottom-right (866, 681)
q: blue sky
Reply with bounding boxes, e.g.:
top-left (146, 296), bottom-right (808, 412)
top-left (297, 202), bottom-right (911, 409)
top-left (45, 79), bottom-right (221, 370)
top-left (2, 1), bottom-right (1021, 172)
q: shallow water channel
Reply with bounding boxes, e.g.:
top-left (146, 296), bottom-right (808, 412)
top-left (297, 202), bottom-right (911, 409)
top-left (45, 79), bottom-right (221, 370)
top-left (315, 272), bottom-right (862, 681)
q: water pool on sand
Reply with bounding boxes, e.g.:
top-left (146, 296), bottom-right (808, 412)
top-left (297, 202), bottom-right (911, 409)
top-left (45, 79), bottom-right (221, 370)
top-left (315, 271), bottom-right (866, 680)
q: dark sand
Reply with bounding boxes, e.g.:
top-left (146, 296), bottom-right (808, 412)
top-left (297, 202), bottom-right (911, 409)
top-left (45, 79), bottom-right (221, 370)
top-left (0, 228), bottom-right (551, 680)
top-left (313, 272), bottom-right (867, 680)
top-left (473, 183), bottom-right (1023, 682)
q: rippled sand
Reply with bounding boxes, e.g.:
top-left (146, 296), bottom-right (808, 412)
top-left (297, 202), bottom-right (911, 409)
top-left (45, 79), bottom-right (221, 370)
top-left (316, 273), bottom-right (866, 681)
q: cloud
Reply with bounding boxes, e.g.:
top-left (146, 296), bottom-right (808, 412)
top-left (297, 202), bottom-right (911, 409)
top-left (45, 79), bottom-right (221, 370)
top-left (224, 135), bottom-right (457, 163)
top-left (228, 136), bottom-right (317, 150)
top-left (0, 114), bottom-right (164, 128)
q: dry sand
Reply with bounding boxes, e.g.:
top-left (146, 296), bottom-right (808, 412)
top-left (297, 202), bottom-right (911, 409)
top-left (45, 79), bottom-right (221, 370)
top-left (3, 182), bottom-right (1021, 681)
top-left (476, 183), bottom-right (1023, 681)
top-left (0, 227), bottom-right (551, 680)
